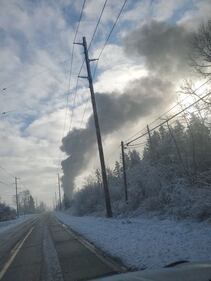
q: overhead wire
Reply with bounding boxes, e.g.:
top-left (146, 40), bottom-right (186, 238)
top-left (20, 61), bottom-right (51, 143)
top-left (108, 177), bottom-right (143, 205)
top-left (148, 78), bottom-right (211, 126)
top-left (124, 128), bottom-right (147, 144)
top-left (76, 0), bottom-right (109, 77)
top-left (68, 0), bottom-right (109, 132)
top-left (92, 0), bottom-right (129, 80)
top-left (127, 103), bottom-right (211, 149)
top-left (79, 97), bottom-right (90, 127)
top-left (0, 180), bottom-right (13, 187)
top-left (68, 76), bottom-right (80, 131)
top-left (125, 77), bottom-right (211, 144)
top-left (88, 0), bottom-right (108, 50)
top-left (0, 1), bottom-right (91, 94)
top-left (78, 0), bottom-right (129, 128)
top-left (0, 58), bottom-right (72, 93)
top-left (127, 141), bottom-right (148, 148)
top-left (62, 0), bottom-right (87, 138)
top-left (57, 0), bottom-right (87, 172)
top-left (0, 165), bottom-right (15, 179)
top-left (126, 90), bottom-right (211, 146)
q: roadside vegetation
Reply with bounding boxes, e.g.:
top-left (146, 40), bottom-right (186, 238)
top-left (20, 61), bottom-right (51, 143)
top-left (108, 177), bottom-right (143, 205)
top-left (65, 113), bottom-right (211, 220)
top-left (0, 200), bottom-right (16, 221)
top-left (62, 20), bottom-right (211, 221)
top-left (0, 189), bottom-right (47, 221)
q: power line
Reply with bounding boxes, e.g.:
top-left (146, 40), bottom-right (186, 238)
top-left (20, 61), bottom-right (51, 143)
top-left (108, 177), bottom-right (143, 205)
top-left (67, 0), bottom-right (87, 98)
top-left (0, 58), bottom-right (71, 93)
top-left (68, 0), bottom-right (109, 132)
top-left (0, 179), bottom-right (12, 187)
top-left (125, 78), bottom-right (211, 144)
top-left (57, 0), bottom-right (87, 173)
top-left (77, 0), bottom-right (109, 76)
top-left (126, 91), bottom-right (211, 146)
top-left (124, 128), bottom-right (147, 144)
top-left (80, 97), bottom-right (90, 127)
top-left (149, 78), bottom-right (211, 126)
top-left (88, 0), bottom-right (108, 50)
top-left (127, 141), bottom-right (148, 148)
top-left (62, 0), bottom-right (87, 136)
top-left (78, 0), bottom-right (129, 128)
top-left (126, 114), bottom-right (202, 148)
top-left (93, 0), bottom-right (128, 79)
top-left (0, 165), bottom-right (15, 179)
top-left (68, 76), bottom-right (80, 131)
top-left (1, 0), bottom-right (90, 94)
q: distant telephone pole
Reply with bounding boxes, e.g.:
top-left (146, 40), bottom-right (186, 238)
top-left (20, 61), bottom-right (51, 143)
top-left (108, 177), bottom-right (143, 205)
top-left (147, 125), bottom-right (152, 149)
top-left (15, 177), bottom-right (19, 217)
top-left (147, 124), bottom-right (154, 161)
top-left (58, 173), bottom-right (62, 210)
top-left (55, 192), bottom-right (58, 210)
top-left (121, 141), bottom-right (128, 203)
top-left (76, 36), bottom-right (112, 217)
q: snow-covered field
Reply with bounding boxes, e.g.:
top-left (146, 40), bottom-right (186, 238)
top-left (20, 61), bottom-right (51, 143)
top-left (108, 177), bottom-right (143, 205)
top-left (0, 215), bottom-right (35, 234)
top-left (55, 212), bottom-right (211, 270)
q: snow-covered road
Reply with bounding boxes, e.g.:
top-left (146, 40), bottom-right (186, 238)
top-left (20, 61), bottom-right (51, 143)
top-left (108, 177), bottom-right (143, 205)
top-left (55, 212), bottom-right (211, 270)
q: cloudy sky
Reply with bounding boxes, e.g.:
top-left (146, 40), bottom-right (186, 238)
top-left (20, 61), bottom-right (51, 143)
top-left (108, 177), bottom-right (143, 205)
top-left (0, 0), bottom-right (210, 207)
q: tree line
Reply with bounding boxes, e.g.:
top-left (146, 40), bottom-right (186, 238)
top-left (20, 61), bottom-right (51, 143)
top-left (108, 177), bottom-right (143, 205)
top-left (62, 19), bottom-right (211, 220)
top-left (64, 112), bottom-right (211, 220)
top-left (0, 189), bottom-right (47, 221)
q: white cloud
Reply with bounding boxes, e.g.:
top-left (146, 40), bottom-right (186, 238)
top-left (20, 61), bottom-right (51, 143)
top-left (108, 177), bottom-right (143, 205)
top-left (151, 0), bottom-right (189, 21)
top-left (94, 64), bottom-right (147, 93)
top-left (178, 0), bottom-right (211, 30)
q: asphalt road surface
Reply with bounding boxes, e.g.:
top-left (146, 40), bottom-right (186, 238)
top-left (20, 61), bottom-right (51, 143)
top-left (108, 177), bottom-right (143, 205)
top-left (0, 214), bottom-right (125, 281)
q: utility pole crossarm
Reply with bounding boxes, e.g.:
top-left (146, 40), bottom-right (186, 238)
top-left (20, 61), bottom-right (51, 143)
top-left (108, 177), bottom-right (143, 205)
top-left (73, 42), bottom-right (83, 46)
top-left (82, 36), bottom-right (112, 218)
top-left (78, 75), bottom-right (88, 79)
top-left (89, 58), bottom-right (99, 62)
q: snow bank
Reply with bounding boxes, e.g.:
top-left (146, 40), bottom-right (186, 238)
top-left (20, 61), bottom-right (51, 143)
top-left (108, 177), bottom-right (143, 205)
top-left (0, 215), bottom-right (35, 234)
top-left (55, 212), bottom-right (211, 270)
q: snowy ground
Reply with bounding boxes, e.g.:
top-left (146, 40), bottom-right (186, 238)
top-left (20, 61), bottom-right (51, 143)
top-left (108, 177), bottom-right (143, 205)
top-left (55, 212), bottom-right (211, 270)
top-left (0, 215), bottom-right (35, 234)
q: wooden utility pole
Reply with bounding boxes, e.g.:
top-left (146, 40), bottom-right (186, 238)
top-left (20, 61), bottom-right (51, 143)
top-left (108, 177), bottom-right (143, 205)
top-left (77, 36), bottom-right (112, 217)
top-left (147, 124), bottom-right (154, 161)
top-left (58, 173), bottom-right (62, 210)
top-left (121, 141), bottom-right (128, 203)
top-left (15, 177), bottom-right (19, 217)
top-left (55, 192), bottom-right (57, 210)
top-left (166, 121), bottom-right (188, 175)
top-left (147, 125), bottom-right (152, 148)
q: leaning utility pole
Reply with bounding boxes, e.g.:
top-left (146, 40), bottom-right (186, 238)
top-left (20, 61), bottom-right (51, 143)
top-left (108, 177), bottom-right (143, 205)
top-left (121, 141), bottom-right (128, 203)
top-left (15, 177), bottom-right (19, 217)
top-left (58, 173), bottom-right (62, 210)
top-left (77, 36), bottom-right (112, 217)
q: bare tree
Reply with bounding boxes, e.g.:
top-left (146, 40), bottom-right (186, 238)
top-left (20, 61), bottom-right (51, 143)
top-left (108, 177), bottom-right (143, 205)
top-left (190, 20), bottom-right (211, 77)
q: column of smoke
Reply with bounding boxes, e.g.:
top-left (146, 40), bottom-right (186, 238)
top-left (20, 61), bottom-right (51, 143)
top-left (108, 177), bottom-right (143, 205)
top-left (61, 21), bottom-right (194, 200)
